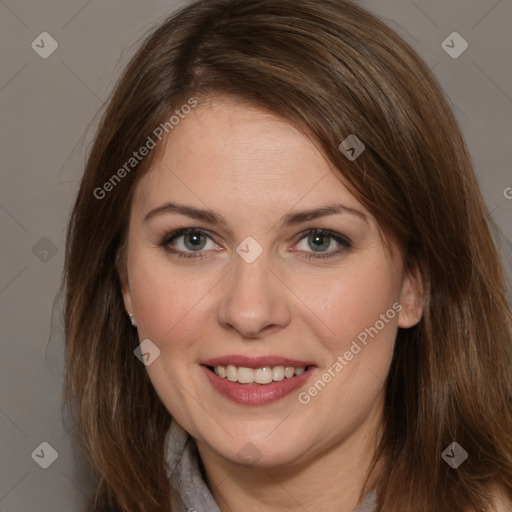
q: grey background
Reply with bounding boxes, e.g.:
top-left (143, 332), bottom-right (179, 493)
top-left (0, 0), bottom-right (511, 510)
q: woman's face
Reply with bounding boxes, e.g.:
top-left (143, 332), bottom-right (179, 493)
top-left (121, 96), bottom-right (423, 468)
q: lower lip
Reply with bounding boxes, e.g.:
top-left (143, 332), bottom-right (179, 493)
top-left (201, 365), bottom-right (316, 405)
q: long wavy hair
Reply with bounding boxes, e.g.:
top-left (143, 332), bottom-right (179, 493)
top-left (62, 0), bottom-right (512, 510)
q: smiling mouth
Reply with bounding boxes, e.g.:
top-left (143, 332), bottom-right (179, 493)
top-left (204, 364), bottom-right (314, 385)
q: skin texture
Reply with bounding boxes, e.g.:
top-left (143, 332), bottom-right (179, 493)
top-left (120, 97), bottom-right (424, 512)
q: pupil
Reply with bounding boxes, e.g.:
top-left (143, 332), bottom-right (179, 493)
top-left (310, 232), bottom-right (329, 252)
top-left (185, 232), bottom-right (205, 250)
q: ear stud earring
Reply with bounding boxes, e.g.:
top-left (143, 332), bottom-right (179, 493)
top-left (128, 312), bottom-right (137, 327)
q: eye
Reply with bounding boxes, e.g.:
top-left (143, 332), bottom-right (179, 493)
top-left (159, 227), bottom-right (351, 261)
top-left (160, 228), bottom-right (219, 259)
top-left (294, 229), bottom-right (351, 259)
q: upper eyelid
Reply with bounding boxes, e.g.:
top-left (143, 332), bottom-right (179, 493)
top-left (165, 227), bottom-right (218, 244)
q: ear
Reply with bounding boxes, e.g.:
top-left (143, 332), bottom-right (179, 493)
top-left (116, 249), bottom-right (134, 316)
top-left (397, 265), bottom-right (424, 328)
top-left (119, 271), bottom-right (134, 316)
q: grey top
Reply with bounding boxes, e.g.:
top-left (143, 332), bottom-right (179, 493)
top-left (164, 418), bottom-right (377, 512)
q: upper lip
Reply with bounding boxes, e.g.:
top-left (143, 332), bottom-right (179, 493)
top-left (202, 355), bottom-right (316, 369)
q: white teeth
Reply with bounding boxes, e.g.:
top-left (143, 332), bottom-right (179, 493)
top-left (272, 366), bottom-right (285, 381)
top-left (255, 367), bottom-right (273, 384)
top-left (211, 365), bottom-right (308, 384)
top-left (237, 366), bottom-right (255, 384)
top-left (226, 364), bottom-right (237, 382)
top-left (284, 367), bottom-right (295, 378)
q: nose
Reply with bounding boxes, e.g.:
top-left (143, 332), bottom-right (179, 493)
top-left (216, 248), bottom-right (292, 339)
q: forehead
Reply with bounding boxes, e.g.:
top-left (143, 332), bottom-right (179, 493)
top-left (131, 97), bottom-right (371, 221)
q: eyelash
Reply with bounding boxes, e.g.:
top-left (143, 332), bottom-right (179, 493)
top-left (159, 228), bottom-right (351, 261)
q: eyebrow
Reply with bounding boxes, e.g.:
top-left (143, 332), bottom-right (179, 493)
top-left (143, 201), bottom-right (368, 229)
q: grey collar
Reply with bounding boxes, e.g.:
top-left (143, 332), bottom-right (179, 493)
top-left (164, 418), bottom-right (377, 512)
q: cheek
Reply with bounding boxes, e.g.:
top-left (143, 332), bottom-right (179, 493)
top-left (297, 258), bottom-right (400, 355)
top-left (127, 250), bottom-right (213, 352)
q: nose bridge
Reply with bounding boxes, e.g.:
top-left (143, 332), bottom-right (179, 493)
top-left (217, 241), bottom-right (291, 337)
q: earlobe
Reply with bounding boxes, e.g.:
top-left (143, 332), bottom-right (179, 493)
top-left (127, 311), bottom-right (137, 327)
top-left (121, 282), bottom-right (137, 327)
top-left (117, 261), bottom-right (134, 322)
top-left (397, 266), bottom-right (425, 328)
top-left (121, 281), bottom-right (133, 313)
top-left (121, 282), bottom-right (134, 313)
top-left (116, 246), bottom-right (138, 327)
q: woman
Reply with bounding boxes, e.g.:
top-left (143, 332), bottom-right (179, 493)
top-left (62, 0), bottom-right (512, 510)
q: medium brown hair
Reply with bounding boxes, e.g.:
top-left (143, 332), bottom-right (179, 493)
top-left (63, 1), bottom-right (512, 510)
